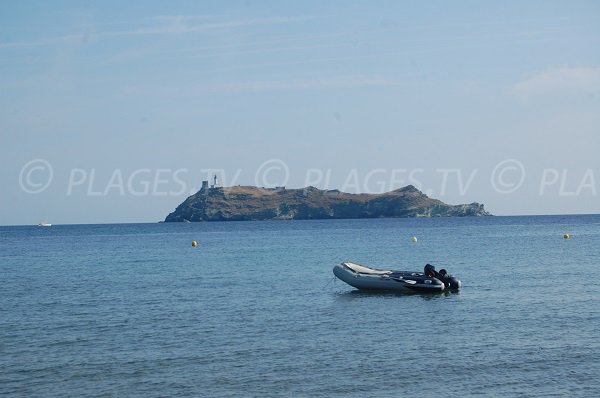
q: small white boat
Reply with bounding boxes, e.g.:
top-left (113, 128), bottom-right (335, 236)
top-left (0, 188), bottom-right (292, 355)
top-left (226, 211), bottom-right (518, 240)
top-left (333, 262), bottom-right (461, 293)
top-left (38, 222), bottom-right (52, 227)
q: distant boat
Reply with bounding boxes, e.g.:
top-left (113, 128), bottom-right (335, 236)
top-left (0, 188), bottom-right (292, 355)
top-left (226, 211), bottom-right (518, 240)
top-left (38, 222), bottom-right (52, 227)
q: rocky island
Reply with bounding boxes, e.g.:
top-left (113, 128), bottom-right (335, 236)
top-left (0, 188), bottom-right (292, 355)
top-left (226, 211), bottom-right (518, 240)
top-left (164, 183), bottom-right (491, 222)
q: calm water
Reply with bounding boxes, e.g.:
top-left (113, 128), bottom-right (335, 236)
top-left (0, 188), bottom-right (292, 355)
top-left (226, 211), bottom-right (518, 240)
top-left (1, 216), bottom-right (599, 397)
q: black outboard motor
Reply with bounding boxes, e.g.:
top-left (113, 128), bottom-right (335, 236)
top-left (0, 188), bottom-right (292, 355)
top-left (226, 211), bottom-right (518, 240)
top-left (439, 268), bottom-right (461, 289)
top-left (424, 264), bottom-right (436, 277)
top-left (424, 264), bottom-right (461, 290)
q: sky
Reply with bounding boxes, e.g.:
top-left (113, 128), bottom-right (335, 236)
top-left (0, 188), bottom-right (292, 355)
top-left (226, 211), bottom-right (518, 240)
top-left (1, 0), bottom-right (599, 225)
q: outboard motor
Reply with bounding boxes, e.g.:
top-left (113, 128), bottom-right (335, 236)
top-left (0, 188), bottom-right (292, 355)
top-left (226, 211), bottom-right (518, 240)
top-left (424, 264), bottom-right (436, 277)
top-left (425, 264), bottom-right (462, 290)
top-left (438, 268), bottom-right (461, 289)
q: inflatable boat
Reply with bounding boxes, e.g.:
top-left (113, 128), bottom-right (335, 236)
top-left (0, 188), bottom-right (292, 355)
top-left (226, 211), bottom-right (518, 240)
top-left (333, 262), bottom-right (461, 293)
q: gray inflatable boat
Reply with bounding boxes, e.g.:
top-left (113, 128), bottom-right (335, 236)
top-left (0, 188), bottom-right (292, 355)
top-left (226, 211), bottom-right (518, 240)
top-left (333, 262), bottom-right (461, 293)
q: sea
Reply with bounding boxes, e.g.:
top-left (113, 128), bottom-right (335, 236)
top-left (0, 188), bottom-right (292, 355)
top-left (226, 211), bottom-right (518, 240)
top-left (1, 215), bottom-right (599, 397)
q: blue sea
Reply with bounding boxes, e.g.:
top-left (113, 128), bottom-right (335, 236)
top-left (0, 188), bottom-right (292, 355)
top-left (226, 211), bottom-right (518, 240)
top-left (1, 216), bottom-right (599, 397)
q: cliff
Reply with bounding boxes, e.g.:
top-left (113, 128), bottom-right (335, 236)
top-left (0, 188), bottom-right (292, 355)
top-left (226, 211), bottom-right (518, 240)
top-left (164, 185), bottom-right (491, 222)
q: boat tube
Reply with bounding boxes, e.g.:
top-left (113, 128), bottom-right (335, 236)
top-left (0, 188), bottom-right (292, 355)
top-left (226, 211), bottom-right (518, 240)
top-left (333, 261), bottom-right (461, 293)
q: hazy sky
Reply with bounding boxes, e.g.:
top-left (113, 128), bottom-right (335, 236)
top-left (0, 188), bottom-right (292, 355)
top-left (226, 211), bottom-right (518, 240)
top-left (2, 1), bottom-right (599, 224)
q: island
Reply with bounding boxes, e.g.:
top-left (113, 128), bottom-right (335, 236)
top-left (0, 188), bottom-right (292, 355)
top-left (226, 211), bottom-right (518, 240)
top-left (164, 183), bottom-right (491, 222)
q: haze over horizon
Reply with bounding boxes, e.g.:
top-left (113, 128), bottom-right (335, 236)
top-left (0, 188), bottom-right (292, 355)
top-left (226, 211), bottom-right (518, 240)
top-left (2, 1), bottom-right (599, 225)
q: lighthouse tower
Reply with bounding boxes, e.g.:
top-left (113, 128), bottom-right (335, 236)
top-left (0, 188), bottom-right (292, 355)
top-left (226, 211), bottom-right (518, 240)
top-left (211, 174), bottom-right (218, 189)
